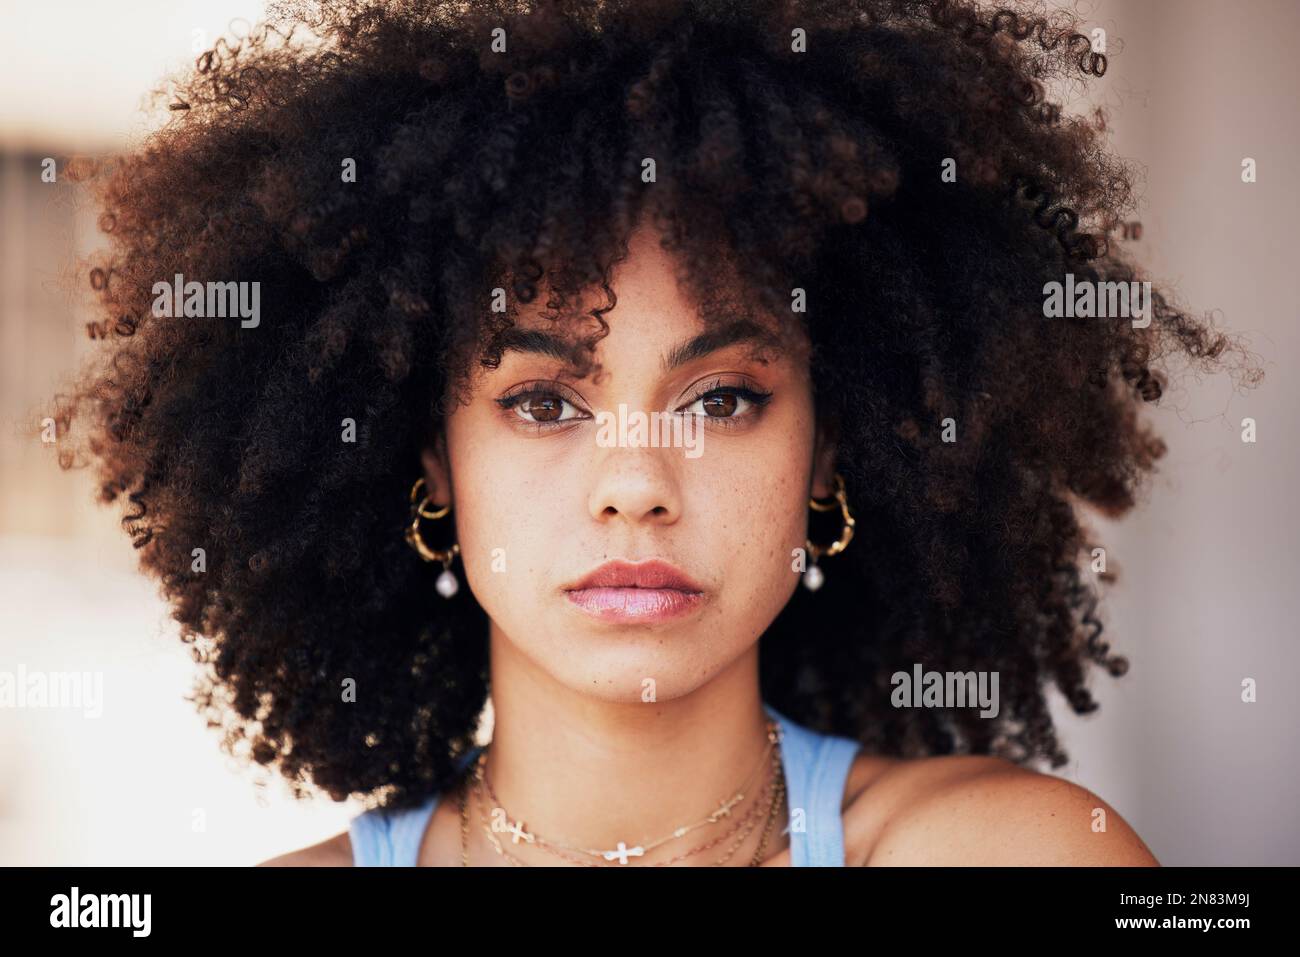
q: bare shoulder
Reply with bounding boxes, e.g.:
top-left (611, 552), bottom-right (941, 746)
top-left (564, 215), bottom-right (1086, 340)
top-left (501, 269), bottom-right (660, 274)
top-left (256, 830), bottom-right (354, 867)
top-left (842, 752), bottom-right (1159, 866)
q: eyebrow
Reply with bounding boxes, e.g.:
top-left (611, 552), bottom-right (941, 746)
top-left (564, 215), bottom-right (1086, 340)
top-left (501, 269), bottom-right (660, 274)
top-left (494, 318), bottom-right (776, 373)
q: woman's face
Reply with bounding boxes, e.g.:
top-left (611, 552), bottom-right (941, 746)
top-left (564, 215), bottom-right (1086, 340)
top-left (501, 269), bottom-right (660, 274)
top-left (425, 225), bottom-right (834, 702)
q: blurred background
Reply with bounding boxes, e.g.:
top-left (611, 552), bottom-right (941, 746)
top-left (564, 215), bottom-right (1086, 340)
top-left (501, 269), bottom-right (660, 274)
top-left (0, 0), bottom-right (1296, 865)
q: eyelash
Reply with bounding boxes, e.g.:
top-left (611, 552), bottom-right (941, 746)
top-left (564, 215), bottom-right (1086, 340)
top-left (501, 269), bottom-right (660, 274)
top-left (494, 378), bottom-right (774, 433)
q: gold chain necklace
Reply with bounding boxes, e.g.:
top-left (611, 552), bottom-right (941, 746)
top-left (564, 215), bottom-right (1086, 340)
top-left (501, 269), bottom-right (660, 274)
top-left (464, 742), bottom-right (785, 866)
top-left (457, 721), bottom-right (787, 866)
top-left (473, 719), bottom-right (780, 863)
top-left (461, 753), bottom-right (786, 866)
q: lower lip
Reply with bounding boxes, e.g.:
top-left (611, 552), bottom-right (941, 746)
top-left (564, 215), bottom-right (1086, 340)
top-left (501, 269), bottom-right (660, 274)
top-left (564, 587), bottom-right (705, 624)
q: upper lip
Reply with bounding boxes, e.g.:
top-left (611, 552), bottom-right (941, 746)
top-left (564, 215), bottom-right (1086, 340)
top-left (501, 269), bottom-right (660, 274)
top-left (565, 559), bottom-right (704, 593)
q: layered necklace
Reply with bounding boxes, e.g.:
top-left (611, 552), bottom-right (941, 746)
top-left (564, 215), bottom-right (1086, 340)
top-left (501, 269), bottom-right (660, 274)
top-left (457, 719), bottom-right (787, 866)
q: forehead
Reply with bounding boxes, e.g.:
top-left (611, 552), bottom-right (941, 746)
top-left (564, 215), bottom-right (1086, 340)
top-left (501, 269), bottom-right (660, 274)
top-left (495, 225), bottom-right (796, 372)
top-left (511, 225), bottom-right (694, 328)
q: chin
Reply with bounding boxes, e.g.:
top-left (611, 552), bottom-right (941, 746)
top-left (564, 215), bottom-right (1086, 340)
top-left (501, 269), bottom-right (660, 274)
top-left (534, 628), bottom-right (725, 703)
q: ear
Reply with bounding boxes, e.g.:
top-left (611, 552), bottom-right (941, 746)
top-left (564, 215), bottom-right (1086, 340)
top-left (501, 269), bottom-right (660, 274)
top-left (419, 432), bottom-right (454, 507)
top-left (810, 420), bottom-right (838, 500)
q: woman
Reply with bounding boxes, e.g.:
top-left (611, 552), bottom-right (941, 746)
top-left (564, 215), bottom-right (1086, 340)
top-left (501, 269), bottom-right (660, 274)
top-left (52, 0), bottom-right (1253, 866)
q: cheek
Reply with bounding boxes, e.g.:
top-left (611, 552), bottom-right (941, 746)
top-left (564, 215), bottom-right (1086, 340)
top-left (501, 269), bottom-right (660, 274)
top-left (698, 466), bottom-right (806, 558)
top-left (444, 418), bottom-right (569, 606)
top-left (698, 409), bottom-right (816, 616)
top-left (737, 476), bottom-right (808, 603)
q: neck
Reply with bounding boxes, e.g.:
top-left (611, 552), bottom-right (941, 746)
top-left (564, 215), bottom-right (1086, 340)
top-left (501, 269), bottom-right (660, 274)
top-left (474, 626), bottom-right (782, 865)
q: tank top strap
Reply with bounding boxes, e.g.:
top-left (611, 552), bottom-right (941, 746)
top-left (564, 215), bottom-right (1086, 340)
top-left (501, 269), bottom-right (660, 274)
top-left (763, 701), bottom-right (862, 867)
top-left (349, 747), bottom-right (483, 866)
top-left (347, 804), bottom-right (387, 866)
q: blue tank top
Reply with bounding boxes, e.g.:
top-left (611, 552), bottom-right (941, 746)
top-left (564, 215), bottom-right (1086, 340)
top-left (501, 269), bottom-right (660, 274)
top-left (348, 701), bottom-right (862, 866)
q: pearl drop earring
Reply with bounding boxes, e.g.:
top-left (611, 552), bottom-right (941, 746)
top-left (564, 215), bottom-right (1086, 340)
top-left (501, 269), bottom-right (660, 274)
top-left (435, 558), bottom-right (459, 599)
top-left (804, 472), bottom-right (856, 592)
top-left (403, 476), bottom-right (461, 598)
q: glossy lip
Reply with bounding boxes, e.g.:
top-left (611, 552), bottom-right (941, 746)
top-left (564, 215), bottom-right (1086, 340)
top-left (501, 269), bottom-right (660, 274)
top-left (563, 559), bottom-right (707, 624)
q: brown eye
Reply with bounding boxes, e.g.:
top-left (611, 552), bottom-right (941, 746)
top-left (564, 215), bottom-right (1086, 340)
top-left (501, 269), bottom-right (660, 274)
top-left (504, 390), bottom-right (584, 425)
top-left (495, 382), bottom-right (590, 429)
top-left (676, 384), bottom-right (773, 425)
top-left (701, 393), bottom-right (738, 417)
top-left (524, 395), bottom-right (564, 422)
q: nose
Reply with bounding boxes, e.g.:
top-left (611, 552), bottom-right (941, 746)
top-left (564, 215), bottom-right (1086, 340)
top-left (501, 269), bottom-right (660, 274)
top-left (586, 445), bottom-right (683, 526)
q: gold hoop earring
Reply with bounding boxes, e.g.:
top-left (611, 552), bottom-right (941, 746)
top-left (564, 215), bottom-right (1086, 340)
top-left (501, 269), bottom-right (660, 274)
top-left (803, 472), bottom-right (854, 592)
top-left (404, 476), bottom-right (461, 598)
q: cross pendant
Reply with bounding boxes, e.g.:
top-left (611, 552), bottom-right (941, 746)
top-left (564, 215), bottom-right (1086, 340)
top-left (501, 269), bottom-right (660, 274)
top-left (507, 820), bottom-right (534, 844)
top-left (707, 794), bottom-right (742, 823)
top-left (603, 842), bottom-right (645, 865)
